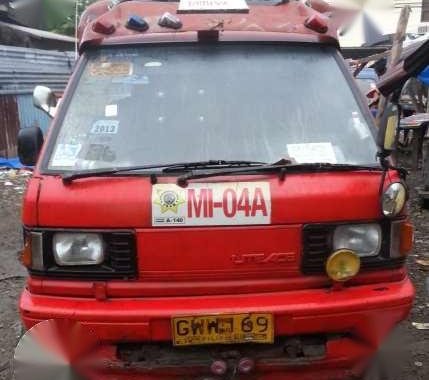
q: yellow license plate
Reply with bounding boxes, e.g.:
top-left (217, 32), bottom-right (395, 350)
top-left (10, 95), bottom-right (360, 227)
top-left (171, 313), bottom-right (274, 346)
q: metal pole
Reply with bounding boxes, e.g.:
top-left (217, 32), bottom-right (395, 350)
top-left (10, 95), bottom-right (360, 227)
top-left (75, 0), bottom-right (80, 60)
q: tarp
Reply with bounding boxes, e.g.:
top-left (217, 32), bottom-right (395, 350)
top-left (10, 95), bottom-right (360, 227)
top-left (0, 157), bottom-right (24, 169)
top-left (418, 66), bottom-right (429, 86)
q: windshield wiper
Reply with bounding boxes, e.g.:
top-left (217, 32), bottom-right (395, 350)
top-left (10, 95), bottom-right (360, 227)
top-left (176, 162), bottom-right (382, 186)
top-left (161, 160), bottom-right (265, 172)
top-left (61, 160), bottom-right (265, 184)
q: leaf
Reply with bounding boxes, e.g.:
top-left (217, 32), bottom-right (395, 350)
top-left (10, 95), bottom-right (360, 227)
top-left (41, 0), bottom-right (98, 35)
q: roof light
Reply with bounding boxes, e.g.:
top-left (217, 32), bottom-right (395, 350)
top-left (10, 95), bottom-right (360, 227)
top-left (158, 12), bottom-right (183, 30)
top-left (93, 20), bottom-right (116, 35)
top-left (126, 15), bottom-right (149, 32)
top-left (304, 14), bottom-right (328, 34)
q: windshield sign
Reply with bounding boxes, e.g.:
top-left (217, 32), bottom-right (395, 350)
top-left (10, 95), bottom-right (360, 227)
top-left (47, 45), bottom-right (378, 172)
top-left (178, 0), bottom-right (249, 13)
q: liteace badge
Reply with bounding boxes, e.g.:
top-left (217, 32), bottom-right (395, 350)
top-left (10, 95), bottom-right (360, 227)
top-left (152, 182), bottom-right (271, 226)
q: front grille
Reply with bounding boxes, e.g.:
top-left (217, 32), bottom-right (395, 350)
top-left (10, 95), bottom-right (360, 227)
top-left (302, 222), bottom-right (405, 275)
top-left (105, 232), bottom-right (136, 273)
top-left (302, 226), bottom-right (332, 274)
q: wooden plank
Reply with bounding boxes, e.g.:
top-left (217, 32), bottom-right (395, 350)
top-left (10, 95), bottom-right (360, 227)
top-left (376, 6), bottom-right (411, 127)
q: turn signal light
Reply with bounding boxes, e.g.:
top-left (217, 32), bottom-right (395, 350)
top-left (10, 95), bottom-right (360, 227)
top-left (325, 249), bottom-right (361, 282)
top-left (400, 222), bottom-right (413, 255)
top-left (20, 236), bottom-right (32, 268)
top-left (391, 220), bottom-right (414, 257)
top-left (304, 14), bottom-right (328, 34)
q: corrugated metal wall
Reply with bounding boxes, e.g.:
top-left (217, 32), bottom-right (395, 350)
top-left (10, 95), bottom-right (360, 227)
top-left (0, 44), bottom-right (74, 95)
top-left (16, 94), bottom-right (51, 133)
top-left (0, 45), bottom-right (73, 159)
top-left (0, 95), bottom-right (19, 158)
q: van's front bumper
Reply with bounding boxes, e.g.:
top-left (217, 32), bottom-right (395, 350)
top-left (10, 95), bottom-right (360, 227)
top-left (20, 278), bottom-right (414, 379)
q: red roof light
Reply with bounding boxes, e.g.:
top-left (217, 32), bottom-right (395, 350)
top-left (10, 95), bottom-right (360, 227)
top-left (92, 20), bottom-right (116, 35)
top-left (304, 14), bottom-right (328, 34)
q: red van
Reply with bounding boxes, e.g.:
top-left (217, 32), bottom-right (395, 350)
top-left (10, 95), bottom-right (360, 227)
top-left (17, 1), bottom-right (414, 379)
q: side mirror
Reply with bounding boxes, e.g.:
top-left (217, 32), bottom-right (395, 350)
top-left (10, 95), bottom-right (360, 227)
top-left (18, 127), bottom-right (44, 166)
top-left (377, 96), bottom-right (399, 156)
top-left (33, 86), bottom-right (57, 118)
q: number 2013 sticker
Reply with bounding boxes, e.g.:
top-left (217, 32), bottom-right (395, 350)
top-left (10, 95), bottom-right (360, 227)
top-left (90, 120), bottom-right (119, 135)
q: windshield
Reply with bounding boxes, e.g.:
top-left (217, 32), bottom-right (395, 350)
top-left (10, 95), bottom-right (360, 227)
top-left (47, 44), bottom-right (378, 171)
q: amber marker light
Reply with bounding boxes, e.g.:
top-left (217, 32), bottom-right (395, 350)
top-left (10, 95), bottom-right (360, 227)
top-left (400, 222), bottom-right (414, 255)
top-left (20, 235), bottom-right (32, 268)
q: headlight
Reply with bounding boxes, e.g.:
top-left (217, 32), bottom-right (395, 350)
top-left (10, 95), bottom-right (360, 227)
top-left (333, 223), bottom-right (381, 257)
top-left (53, 233), bottom-right (104, 266)
top-left (382, 182), bottom-right (407, 217)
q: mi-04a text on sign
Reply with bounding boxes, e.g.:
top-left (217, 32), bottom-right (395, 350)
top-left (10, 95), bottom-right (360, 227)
top-left (152, 182), bottom-right (271, 226)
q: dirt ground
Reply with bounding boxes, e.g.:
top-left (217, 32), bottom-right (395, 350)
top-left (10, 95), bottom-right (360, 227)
top-left (0, 165), bottom-right (427, 380)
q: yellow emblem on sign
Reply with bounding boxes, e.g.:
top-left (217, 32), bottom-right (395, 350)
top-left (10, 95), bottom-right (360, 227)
top-left (154, 189), bottom-right (185, 214)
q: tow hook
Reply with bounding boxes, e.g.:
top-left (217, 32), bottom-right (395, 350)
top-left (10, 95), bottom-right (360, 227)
top-left (210, 360), bottom-right (228, 376)
top-left (210, 357), bottom-right (256, 377)
top-left (237, 357), bottom-right (255, 374)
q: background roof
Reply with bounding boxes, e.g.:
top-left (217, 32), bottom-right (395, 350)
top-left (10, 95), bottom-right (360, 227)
top-left (0, 44), bottom-right (74, 95)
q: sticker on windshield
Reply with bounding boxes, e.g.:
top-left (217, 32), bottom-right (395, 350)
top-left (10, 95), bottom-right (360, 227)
top-left (152, 182), bottom-right (271, 226)
top-left (90, 120), bottom-right (119, 134)
top-left (105, 104), bottom-right (118, 117)
top-left (89, 61), bottom-right (133, 77)
top-left (286, 143), bottom-right (337, 164)
top-left (112, 75), bottom-right (149, 85)
top-left (51, 143), bottom-right (82, 167)
top-left (144, 61), bottom-right (162, 67)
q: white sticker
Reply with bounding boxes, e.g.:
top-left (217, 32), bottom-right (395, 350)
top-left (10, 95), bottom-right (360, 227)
top-left (90, 120), bottom-right (119, 134)
top-left (178, 0), bottom-right (249, 13)
top-left (51, 143), bottom-right (82, 167)
top-left (152, 182), bottom-right (271, 226)
top-left (351, 112), bottom-right (370, 140)
top-left (144, 61), bottom-right (162, 67)
top-left (287, 143), bottom-right (337, 164)
top-left (105, 104), bottom-right (118, 117)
